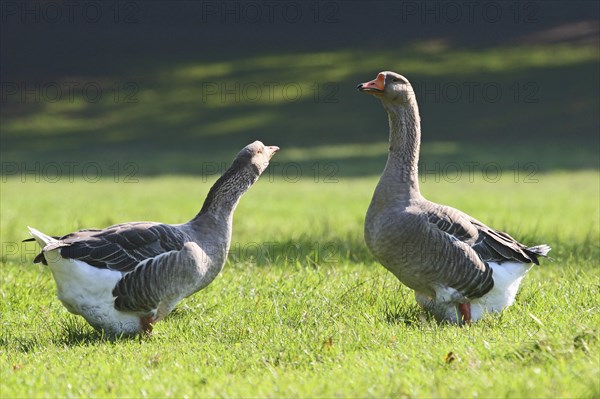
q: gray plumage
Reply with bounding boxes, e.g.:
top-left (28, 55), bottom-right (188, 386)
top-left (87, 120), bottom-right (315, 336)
top-left (28, 141), bottom-right (279, 336)
top-left (358, 71), bottom-right (550, 323)
top-left (113, 242), bottom-right (211, 320)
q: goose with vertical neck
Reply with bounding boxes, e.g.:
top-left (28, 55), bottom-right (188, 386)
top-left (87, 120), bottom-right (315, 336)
top-left (358, 71), bottom-right (550, 324)
top-left (27, 141), bottom-right (279, 336)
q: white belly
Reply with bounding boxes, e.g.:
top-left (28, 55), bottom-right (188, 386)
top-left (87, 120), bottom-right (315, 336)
top-left (416, 261), bottom-right (533, 323)
top-left (46, 249), bottom-right (142, 336)
top-left (470, 261), bottom-right (533, 320)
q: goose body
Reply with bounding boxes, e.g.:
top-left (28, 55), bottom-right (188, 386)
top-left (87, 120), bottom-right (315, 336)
top-left (28, 141), bottom-right (279, 336)
top-left (358, 72), bottom-right (550, 324)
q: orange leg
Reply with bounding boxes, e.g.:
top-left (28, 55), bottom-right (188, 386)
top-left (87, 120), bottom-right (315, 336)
top-left (458, 303), bottom-right (472, 324)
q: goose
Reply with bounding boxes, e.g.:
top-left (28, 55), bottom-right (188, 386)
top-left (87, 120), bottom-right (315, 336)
top-left (27, 141), bottom-right (279, 337)
top-left (357, 71), bottom-right (550, 324)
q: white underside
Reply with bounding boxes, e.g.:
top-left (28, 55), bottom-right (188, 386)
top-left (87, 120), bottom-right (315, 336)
top-left (28, 227), bottom-right (143, 336)
top-left (46, 250), bottom-right (143, 336)
top-left (469, 262), bottom-right (532, 320)
top-left (416, 261), bottom-right (533, 323)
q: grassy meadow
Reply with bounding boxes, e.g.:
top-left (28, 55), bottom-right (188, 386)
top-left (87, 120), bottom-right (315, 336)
top-left (1, 171), bottom-right (598, 397)
top-left (1, 27), bottom-right (599, 398)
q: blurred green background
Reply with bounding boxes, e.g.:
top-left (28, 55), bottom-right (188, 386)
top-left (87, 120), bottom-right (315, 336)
top-left (1, 1), bottom-right (598, 177)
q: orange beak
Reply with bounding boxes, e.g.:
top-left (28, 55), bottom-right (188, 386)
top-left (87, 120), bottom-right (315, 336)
top-left (357, 73), bottom-right (386, 95)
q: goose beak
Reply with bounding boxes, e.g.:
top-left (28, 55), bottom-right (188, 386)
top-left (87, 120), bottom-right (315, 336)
top-left (357, 73), bottom-right (386, 95)
top-left (267, 146), bottom-right (280, 158)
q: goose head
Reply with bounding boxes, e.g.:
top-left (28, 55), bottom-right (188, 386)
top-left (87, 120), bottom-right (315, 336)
top-left (357, 71), bottom-right (416, 109)
top-left (234, 140), bottom-right (280, 175)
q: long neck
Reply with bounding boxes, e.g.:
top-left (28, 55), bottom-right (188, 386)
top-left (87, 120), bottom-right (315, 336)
top-left (192, 163), bottom-right (259, 224)
top-left (379, 97), bottom-right (422, 200)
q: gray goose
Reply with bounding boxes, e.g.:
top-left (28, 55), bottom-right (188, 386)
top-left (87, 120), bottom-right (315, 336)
top-left (27, 141), bottom-right (279, 336)
top-left (357, 71), bottom-right (550, 324)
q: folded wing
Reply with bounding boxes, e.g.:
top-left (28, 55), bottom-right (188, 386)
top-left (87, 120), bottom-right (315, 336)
top-left (34, 222), bottom-right (191, 273)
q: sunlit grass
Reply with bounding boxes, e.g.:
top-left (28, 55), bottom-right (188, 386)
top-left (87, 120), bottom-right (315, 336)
top-left (0, 170), bottom-right (598, 397)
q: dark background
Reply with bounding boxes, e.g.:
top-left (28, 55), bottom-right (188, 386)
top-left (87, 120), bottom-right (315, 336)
top-left (2, 0), bottom-right (599, 176)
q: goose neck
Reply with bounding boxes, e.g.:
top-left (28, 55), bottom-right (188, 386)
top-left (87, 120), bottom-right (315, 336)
top-left (192, 164), bottom-right (259, 223)
top-left (382, 101), bottom-right (421, 197)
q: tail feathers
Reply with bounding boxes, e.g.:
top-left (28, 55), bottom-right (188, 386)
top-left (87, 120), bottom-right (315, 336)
top-left (525, 244), bottom-right (551, 264)
top-left (27, 226), bottom-right (58, 248)
top-left (527, 244), bottom-right (551, 257)
top-left (23, 236), bottom-right (59, 243)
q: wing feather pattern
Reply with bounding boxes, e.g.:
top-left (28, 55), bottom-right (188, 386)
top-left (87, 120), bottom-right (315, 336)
top-left (424, 204), bottom-right (548, 299)
top-left (33, 223), bottom-right (191, 272)
top-left (112, 242), bottom-right (207, 316)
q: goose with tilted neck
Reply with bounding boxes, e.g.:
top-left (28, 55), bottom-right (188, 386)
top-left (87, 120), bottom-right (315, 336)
top-left (28, 141), bottom-right (279, 337)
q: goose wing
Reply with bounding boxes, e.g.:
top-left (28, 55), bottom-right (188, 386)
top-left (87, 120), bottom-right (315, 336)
top-left (426, 206), bottom-right (543, 264)
top-left (423, 205), bottom-right (547, 299)
top-left (421, 207), bottom-right (496, 300)
top-left (468, 219), bottom-right (546, 265)
top-left (112, 242), bottom-right (207, 317)
top-left (35, 222), bottom-right (191, 273)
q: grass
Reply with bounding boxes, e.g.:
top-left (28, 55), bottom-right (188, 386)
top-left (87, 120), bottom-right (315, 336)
top-left (1, 169), bottom-right (598, 398)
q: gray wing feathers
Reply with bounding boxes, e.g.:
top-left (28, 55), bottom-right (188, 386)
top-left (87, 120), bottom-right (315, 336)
top-left (112, 242), bottom-right (207, 315)
top-left (48, 223), bottom-right (191, 272)
top-left (426, 206), bottom-right (547, 264)
top-left (425, 228), bottom-right (495, 299)
top-left (426, 211), bottom-right (478, 243)
top-left (379, 210), bottom-right (494, 300)
top-left (423, 204), bottom-right (550, 299)
top-left (469, 219), bottom-right (545, 264)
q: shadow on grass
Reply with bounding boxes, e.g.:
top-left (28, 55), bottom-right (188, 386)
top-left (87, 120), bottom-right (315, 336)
top-left (227, 233), bottom-right (373, 268)
top-left (381, 300), bottom-right (426, 327)
top-left (225, 228), bottom-right (596, 270)
top-left (56, 316), bottom-right (138, 346)
top-left (0, 315), bottom-right (150, 352)
top-left (2, 45), bottom-right (598, 177)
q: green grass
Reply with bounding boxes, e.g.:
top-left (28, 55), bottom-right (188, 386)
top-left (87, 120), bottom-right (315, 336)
top-left (1, 170), bottom-right (598, 398)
